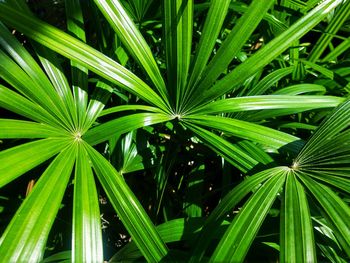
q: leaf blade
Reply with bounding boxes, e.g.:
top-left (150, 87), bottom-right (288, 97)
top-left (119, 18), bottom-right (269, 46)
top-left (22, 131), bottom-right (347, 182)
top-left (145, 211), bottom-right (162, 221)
top-left (94, 0), bottom-right (169, 104)
top-left (0, 119), bottom-right (66, 138)
top-left (190, 167), bottom-right (283, 262)
top-left (184, 115), bottom-right (302, 151)
top-left (84, 143), bottom-right (168, 262)
top-left (0, 4), bottom-right (170, 112)
top-left (0, 145), bottom-right (76, 262)
top-left (163, 0), bottom-right (193, 110)
top-left (210, 169), bottom-right (287, 262)
top-left (280, 172), bottom-right (316, 263)
top-left (0, 138), bottom-right (71, 187)
top-left (83, 113), bottom-right (172, 145)
top-left (72, 145), bottom-right (103, 263)
top-left (195, 0), bottom-right (343, 106)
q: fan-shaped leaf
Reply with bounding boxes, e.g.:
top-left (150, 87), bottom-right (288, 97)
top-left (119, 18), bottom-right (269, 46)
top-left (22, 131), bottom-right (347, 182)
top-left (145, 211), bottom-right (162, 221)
top-left (210, 169), bottom-right (287, 262)
top-left (94, 0), bottom-right (169, 104)
top-left (280, 172), bottom-right (316, 262)
top-left (190, 167), bottom-right (283, 262)
top-left (0, 4), bottom-right (170, 112)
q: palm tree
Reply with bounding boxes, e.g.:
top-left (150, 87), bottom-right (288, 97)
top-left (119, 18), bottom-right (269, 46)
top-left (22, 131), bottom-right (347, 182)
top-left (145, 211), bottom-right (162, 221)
top-left (0, 0), bottom-right (349, 262)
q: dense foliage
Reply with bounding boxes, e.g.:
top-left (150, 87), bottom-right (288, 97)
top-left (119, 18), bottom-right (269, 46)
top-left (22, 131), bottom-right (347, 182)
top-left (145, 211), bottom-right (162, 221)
top-left (0, 0), bottom-right (350, 262)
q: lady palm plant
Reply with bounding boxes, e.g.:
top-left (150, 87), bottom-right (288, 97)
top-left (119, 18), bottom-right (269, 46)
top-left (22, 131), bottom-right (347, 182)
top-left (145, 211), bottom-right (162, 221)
top-left (0, 0), bottom-right (350, 262)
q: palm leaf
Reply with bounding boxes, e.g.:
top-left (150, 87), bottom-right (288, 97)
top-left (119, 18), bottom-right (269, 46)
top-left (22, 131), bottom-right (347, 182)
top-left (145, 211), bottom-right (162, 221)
top-left (163, 0), bottom-right (193, 111)
top-left (0, 49), bottom-right (73, 130)
top-left (184, 115), bottom-right (302, 151)
top-left (0, 145), bottom-right (76, 262)
top-left (186, 0), bottom-right (231, 91)
top-left (72, 145), bottom-right (103, 263)
top-left (308, 0), bottom-right (350, 62)
top-left (210, 169), bottom-right (287, 262)
top-left (0, 119), bottom-right (65, 138)
top-left (65, 0), bottom-right (88, 131)
top-left (190, 167), bottom-right (282, 262)
top-left (192, 0), bottom-right (275, 96)
top-left (190, 0), bottom-right (343, 108)
top-left (0, 138), bottom-right (71, 187)
top-left (84, 143), bottom-right (168, 261)
top-left (0, 85), bottom-right (62, 127)
top-left (185, 123), bottom-right (265, 173)
top-left (299, 175), bottom-right (350, 256)
top-left (94, 0), bottom-right (169, 104)
top-left (0, 22), bottom-right (74, 129)
top-left (0, 4), bottom-right (170, 112)
top-left (83, 112), bottom-right (172, 145)
top-left (280, 172), bottom-right (316, 262)
top-left (190, 95), bottom-right (343, 115)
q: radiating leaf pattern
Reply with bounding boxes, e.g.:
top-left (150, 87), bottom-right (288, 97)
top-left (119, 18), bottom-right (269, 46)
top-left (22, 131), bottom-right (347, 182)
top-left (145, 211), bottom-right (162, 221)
top-left (0, 0), bottom-right (349, 262)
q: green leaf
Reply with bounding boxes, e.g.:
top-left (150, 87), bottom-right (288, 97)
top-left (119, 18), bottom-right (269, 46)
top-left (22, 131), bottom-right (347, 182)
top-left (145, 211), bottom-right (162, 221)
top-left (245, 95), bottom-right (343, 122)
top-left (163, 0), bottom-right (193, 110)
top-left (184, 166), bottom-right (204, 217)
top-left (0, 145), bottom-right (76, 262)
top-left (82, 81), bottom-right (112, 133)
top-left (0, 49), bottom-right (73, 130)
top-left (278, 122), bottom-right (317, 131)
top-left (94, 0), bottom-right (169, 104)
top-left (298, 175), bottom-right (350, 256)
top-left (190, 167), bottom-right (282, 262)
top-left (84, 143), bottom-right (168, 262)
top-left (0, 22), bottom-right (56, 97)
top-left (0, 84), bottom-right (64, 130)
top-left (273, 84), bottom-right (326, 95)
top-left (185, 123), bottom-right (262, 173)
top-left (72, 145), bottom-right (103, 263)
top-left (234, 139), bottom-right (274, 165)
top-left (245, 67), bottom-right (294, 96)
top-left (113, 131), bottom-right (149, 174)
top-left (65, 0), bottom-right (89, 132)
top-left (41, 251), bottom-right (71, 263)
top-left (0, 4), bottom-right (170, 112)
top-left (0, 22), bottom-right (74, 130)
top-left (313, 218), bottom-right (348, 263)
top-left (306, 171), bottom-right (350, 195)
top-left (186, 0), bottom-right (231, 91)
top-left (10, 0), bottom-right (78, 129)
top-left (322, 37), bottom-right (350, 62)
top-left (0, 119), bottom-right (66, 138)
top-left (190, 95), bottom-right (342, 115)
top-left (184, 115), bottom-right (302, 151)
top-left (301, 59), bottom-right (335, 79)
top-left (308, 0), bottom-right (350, 62)
top-left (0, 138), bottom-right (71, 187)
top-left (83, 112), bottom-right (172, 145)
top-left (110, 218), bottom-right (230, 262)
top-left (296, 99), bottom-right (350, 166)
top-left (195, 2), bottom-right (287, 33)
top-left (193, 0), bottom-right (275, 95)
top-left (210, 169), bottom-right (287, 262)
top-left (280, 172), bottom-right (316, 263)
top-left (36, 48), bottom-right (78, 128)
top-left (195, 0), bottom-right (343, 106)
top-left (119, 0), bottom-right (154, 22)
top-left (100, 105), bottom-right (164, 116)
